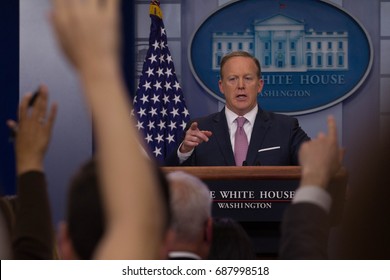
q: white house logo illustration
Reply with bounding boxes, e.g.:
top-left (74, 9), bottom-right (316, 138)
top-left (212, 14), bottom-right (348, 73)
top-left (189, 0), bottom-right (372, 115)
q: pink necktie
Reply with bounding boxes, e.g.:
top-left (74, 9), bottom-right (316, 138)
top-left (234, 117), bottom-right (248, 166)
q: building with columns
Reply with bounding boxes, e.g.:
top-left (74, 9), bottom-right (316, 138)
top-left (212, 14), bottom-right (348, 72)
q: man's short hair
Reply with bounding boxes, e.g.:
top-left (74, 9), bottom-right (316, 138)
top-left (167, 171), bottom-right (211, 242)
top-left (219, 51), bottom-right (262, 79)
top-left (208, 217), bottom-right (255, 260)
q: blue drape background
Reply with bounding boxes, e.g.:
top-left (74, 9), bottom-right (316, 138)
top-left (0, 1), bottom-right (19, 195)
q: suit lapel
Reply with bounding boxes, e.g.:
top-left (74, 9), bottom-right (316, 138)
top-left (246, 109), bottom-right (271, 165)
top-left (212, 109), bottom-right (236, 165)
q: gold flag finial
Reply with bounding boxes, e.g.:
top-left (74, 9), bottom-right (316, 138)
top-left (150, 1), bottom-right (163, 19)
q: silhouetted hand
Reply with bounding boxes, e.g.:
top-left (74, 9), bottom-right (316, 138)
top-left (50, 0), bottom-right (120, 71)
top-left (299, 116), bottom-right (344, 189)
top-left (7, 85), bottom-right (57, 175)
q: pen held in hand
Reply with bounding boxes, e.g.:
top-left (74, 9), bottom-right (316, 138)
top-left (28, 89), bottom-right (40, 107)
top-left (9, 89), bottom-right (40, 142)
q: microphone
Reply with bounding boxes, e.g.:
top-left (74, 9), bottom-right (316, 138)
top-left (241, 161), bottom-right (260, 166)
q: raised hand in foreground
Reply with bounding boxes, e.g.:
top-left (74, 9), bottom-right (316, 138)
top-left (299, 116), bottom-right (344, 189)
top-left (51, 0), bottom-right (165, 259)
top-left (7, 85), bottom-right (57, 175)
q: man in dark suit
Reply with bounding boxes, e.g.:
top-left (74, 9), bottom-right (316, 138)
top-left (165, 51), bottom-right (309, 166)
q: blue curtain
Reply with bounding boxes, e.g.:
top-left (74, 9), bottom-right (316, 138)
top-left (0, 1), bottom-right (19, 195)
top-left (121, 0), bottom-right (136, 97)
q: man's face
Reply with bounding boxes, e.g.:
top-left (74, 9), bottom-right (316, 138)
top-left (218, 56), bottom-right (264, 116)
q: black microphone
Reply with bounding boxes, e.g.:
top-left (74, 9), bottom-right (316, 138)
top-left (242, 161), bottom-right (248, 166)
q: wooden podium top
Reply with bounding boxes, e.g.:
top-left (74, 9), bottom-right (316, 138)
top-left (162, 166), bottom-right (347, 181)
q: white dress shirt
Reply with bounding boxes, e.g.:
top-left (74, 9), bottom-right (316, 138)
top-left (177, 106), bottom-right (258, 163)
top-left (292, 186), bottom-right (332, 213)
top-left (168, 251), bottom-right (202, 260)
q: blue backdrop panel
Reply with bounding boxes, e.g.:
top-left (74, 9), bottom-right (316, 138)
top-left (0, 1), bottom-right (19, 195)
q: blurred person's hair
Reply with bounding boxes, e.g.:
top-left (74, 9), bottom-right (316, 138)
top-left (167, 171), bottom-right (211, 243)
top-left (66, 158), bottom-right (171, 259)
top-left (208, 217), bottom-right (255, 260)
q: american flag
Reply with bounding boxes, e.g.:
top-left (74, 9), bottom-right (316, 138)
top-left (133, 0), bottom-right (190, 163)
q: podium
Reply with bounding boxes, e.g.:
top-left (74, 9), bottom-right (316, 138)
top-left (162, 166), bottom-right (348, 256)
